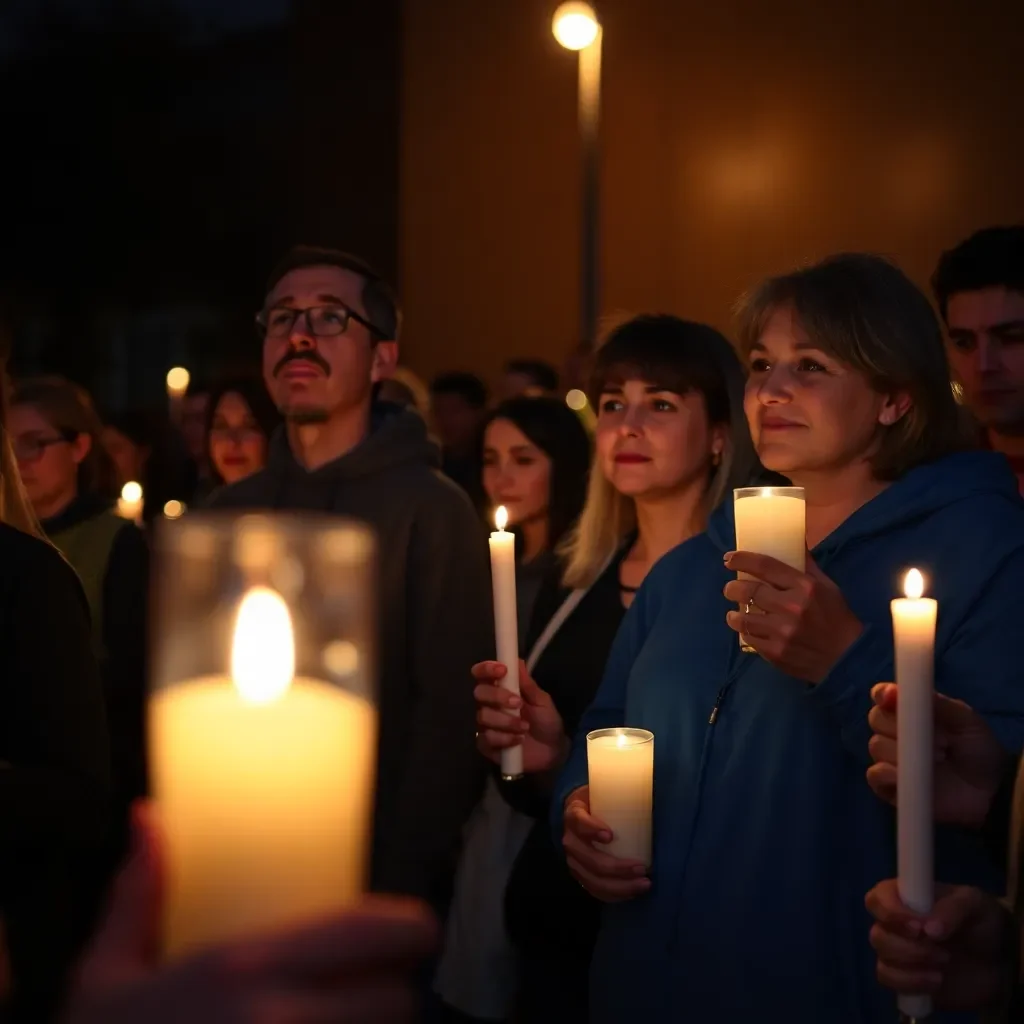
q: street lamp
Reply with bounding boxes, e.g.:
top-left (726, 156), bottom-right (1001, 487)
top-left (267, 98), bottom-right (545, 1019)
top-left (552, 2), bottom-right (602, 351)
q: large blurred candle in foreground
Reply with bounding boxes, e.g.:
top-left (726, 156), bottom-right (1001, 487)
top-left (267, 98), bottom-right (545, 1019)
top-left (489, 506), bottom-right (522, 779)
top-left (150, 585), bottom-right (376, 959)
top-left (891, 568), bottom-right (936, 1022)
top-left (116, 481), bottom-right (143, 524)
top-left (587, 728), bottom-right (654, 865)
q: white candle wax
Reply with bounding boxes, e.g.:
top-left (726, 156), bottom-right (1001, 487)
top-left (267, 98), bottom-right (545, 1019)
top-left (733, 486), bottom-right (806, 651)
top-left (891, 568), bottom-right (937, 1021)
top-left (116, 481), bottom-right (144, 525)
top-left (489, 506), bottom-right (521, 778)
top-left (586, 728), bottom-right (654, 865)
top-left (150, 587), bottom-right (377, 959)
top-left (733, 486), bottom-right (806, 570)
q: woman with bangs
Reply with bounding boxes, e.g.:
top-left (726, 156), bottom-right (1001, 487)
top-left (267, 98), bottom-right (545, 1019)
top-left (439, 315), bottom-right (762, 1024)
top-left (547, 254), bottom-right (1024, 1023)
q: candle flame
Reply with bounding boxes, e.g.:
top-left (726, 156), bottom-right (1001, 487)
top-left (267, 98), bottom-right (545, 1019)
top-left (903, 568), bottom-right (925, 600)
top-left (166, 366), bottom-right (190, 393)
top-left (616, 731), bottom-right (628, 748)
top-left (231, 586), bottom-right (294, 704)
top-left (495, 506), bottom-right (508, 531)
top-left (121, 481), bottom-right (142, 502)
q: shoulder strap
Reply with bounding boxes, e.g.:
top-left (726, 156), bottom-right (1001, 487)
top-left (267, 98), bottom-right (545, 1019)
top-left (525, 549), bottom-right (617, 672)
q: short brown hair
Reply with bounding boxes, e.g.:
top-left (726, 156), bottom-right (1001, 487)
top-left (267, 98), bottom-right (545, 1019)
top-left (736, 252), bottom-right (969, 481)
top-left (265, 245), bottom-right (401, 340)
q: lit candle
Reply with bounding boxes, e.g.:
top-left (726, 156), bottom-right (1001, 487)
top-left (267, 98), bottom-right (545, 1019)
top-left (586, 728), bottom-right (654, 865)
top-left (891, 568), bottom-right (936, 1022)
top-left (489, 506), bottom-right (521, 780)
top-left (116, 481), bottom-right (144, 525)
top-left (733, 486), bottom-right (806, 650)
top-left (166, 366), bottom-right (190, 401)
top-left (150, 585), bottom-right (377, 959)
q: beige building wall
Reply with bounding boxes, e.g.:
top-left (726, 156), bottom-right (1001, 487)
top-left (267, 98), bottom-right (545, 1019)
top-left (400, 0), bottom-right (1024, 388)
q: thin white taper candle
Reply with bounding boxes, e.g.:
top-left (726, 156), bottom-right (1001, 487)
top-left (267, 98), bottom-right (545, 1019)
top-left (489, 507), bottom-right (522, 779)
top-left (892, 568), bottom-right (937, 1022)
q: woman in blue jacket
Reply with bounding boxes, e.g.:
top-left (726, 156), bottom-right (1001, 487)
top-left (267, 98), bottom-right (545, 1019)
top-left (553, 253), bottom-right (1024, 1024)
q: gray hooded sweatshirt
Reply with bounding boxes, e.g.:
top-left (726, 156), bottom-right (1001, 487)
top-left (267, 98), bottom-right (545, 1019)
top-left (207, 406), bottom-right (492, 908)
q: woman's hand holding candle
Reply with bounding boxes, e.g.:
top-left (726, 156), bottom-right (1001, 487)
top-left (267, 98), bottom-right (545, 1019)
top-left (562, 786), bottom-right (651, 903)
top-left (472, 660), bottom-right (569, 774)
top-left (866, 683), bottom-right (1012, 829)
top-left (64, 805), bottom-right (437, 1024)
top-left (723, 551), bottom-right (862, 683)
top-left (865, 879), bottom-right (1015, 1014)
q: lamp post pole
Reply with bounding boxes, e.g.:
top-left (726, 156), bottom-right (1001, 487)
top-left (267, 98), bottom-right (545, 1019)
top-left (553, 3), bottom-right (602, 351)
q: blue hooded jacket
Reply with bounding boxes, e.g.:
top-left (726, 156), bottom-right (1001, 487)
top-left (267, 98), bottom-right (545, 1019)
top-left (553, 452), bottom-right (1024, 1023)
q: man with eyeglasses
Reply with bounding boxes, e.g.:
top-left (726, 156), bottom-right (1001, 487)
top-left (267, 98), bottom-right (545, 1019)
top-left (208, 246), bottom-right (492, 916)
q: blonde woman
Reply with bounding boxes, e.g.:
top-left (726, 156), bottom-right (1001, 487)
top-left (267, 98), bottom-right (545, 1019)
top-left (0, 344), bottom-right (110, 1019)
top-left (441, 315), bottom-right (763, 1024)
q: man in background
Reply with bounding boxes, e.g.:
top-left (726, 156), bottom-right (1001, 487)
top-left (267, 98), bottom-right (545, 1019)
top-left (209, 246), bottom-right (492, 913)
top-left (932, 225), bottom-right (1024, 492)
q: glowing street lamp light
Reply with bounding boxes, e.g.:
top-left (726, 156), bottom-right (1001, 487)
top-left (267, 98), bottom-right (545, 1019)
top-left (551, 3), bottom-right (602, 351)
top-left (552, 2), bottom-right (599, 50)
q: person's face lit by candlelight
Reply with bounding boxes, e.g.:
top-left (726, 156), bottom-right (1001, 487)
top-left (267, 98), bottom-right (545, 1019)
top-left (945, 287), bottom-right (1024, 435)
top-left (743, 306), bottom-right (907, 479)
top-left (595, 379), bottom-right (723, 499)
top-left (482, 418), bottom-right (552, 530)
top-left (9, 403), bottom-right (89, 518)
top-left (260, 265), bottom-right (397, 425)
top-left (208, 391), bottom-right (269, 486)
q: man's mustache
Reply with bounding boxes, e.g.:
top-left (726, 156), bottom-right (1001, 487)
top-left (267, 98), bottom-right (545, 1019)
top-left (273, 350), bottom-right (332, 378)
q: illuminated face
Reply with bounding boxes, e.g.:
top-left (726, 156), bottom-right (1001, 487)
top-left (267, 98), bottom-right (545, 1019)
top-left (261, 265), bottom-right (396, 424)
top-left (743, 306), bottom-right (903, 477)
top-left (945, 287), bottom-right (1024, 434)
top-left (482, 417), bottom-right (552, 526)
top-left (595, 378), bottom-right (722, 498)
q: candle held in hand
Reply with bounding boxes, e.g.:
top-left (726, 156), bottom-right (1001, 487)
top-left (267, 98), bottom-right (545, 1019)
top-left (489, 506), bottom-right (521, 779)
top-left (891, 567), bottom-right (937, 1022)
top-left (151, 585), bottom-right (376, 959)
top-left (733, 486), bottom-right (806, 652)
top-left (116, 481), bottom-right (144, 525)
top-left (587, 728), bottom-right (654, 865)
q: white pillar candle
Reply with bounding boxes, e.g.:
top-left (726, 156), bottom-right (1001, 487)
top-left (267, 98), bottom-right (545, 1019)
top-left (891, 568), bottom-right (936, 1022)
top-left (733, 486), bottom-right (806, 651)
top-left (489, 506), bottom-right (522, 779)
top-left (586, 728), bottom-right (654, 865)
top-left (116, 481), bottom-right (144, 525)
top-left (733, 486), bottom-right (806, 569)
top-left (150, 586), bottom-right (377, 959)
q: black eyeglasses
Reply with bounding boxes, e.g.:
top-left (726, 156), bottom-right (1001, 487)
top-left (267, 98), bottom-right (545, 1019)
top-left (255, 303), bottom-right (386, 340)
top-left (13, 432), bottom-right (75, 462)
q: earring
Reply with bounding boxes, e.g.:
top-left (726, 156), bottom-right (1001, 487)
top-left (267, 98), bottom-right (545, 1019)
top-left (712, 449), bottom-right (722, 467)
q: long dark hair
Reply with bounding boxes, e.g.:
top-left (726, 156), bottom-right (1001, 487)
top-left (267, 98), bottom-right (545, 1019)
top-left (480, 396), bottom-right (591, 555)
top-left (204, 375), bottom-right (281, 486)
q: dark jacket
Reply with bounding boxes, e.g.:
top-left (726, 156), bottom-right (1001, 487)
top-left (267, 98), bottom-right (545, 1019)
top-left (42, 496), bottom-right (149, 809)
top-left (554, 452), bottom-right (1024, 1024)
top-left (207, 405), bottom-right (493, 907)
top-left (0, 522), bottom-right (111, 1021)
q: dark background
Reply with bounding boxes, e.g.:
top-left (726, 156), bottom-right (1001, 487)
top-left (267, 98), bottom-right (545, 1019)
top-left (2, 0), bottom-right (1023, 408)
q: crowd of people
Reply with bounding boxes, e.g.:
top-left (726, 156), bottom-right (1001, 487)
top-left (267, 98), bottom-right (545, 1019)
top-left (0, 225), bottom-right (1023, 1022)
